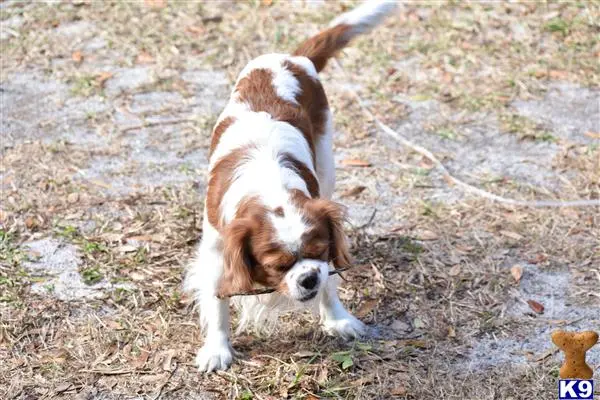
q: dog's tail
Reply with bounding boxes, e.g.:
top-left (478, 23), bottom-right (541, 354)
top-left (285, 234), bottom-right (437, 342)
top-left (293, 0), bottom-right (396, 73)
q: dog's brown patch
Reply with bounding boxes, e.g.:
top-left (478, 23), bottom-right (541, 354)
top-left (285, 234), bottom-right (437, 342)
top-left (206, 145), bottom-right (254, 229)
top-left (293, 24), bottom-right (352, 72)
top-left (235, 68), bottom-right (315, 160)
top-left (283, 60), bottom-right (329, 139)
top-left (279, 152), bottom-right (320, 198)
top-left (209, 116), bottom-right (236, 157)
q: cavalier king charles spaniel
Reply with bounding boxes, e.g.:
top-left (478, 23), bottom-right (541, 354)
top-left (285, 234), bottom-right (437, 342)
top-left (185, 0), bottom-right (396, 372)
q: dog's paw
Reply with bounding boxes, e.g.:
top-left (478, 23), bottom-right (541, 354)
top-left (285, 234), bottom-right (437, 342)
top-left (195, 339), bottom-right (233, 372)
top-left (322, 313), bottom-right (366, 340)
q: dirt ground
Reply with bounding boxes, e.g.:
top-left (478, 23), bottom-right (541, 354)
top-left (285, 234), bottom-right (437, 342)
top-left (1, 1), bottom-right (599, 399)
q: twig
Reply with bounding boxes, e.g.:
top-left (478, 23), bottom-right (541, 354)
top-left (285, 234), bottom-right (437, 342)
top-left (153, 363), bottom-right (179, 400)
top-left (218, 268), bottom-right (351, 298)
top-left (355, 208), bottom-right (377, 230)
top-left (81, 369), bottom-right (156, 375)
top-left (120, 118), bottom-right (196, 133)
top-left (331, 59), bottom-right (600, 209)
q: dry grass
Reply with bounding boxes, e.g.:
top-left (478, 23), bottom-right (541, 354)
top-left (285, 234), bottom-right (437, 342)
top-left (1, 1), bottom-right (599, 399)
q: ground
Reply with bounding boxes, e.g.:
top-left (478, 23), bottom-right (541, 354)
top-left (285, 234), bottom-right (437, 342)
top-left (1, 1), bottom-right (599, 399)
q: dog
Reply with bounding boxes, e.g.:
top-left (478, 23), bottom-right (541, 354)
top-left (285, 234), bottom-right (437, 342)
top-left (185, 0), bottom-right (396, 372)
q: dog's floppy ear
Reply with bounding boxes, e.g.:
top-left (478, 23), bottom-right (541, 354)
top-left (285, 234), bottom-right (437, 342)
top-left (304, 199), bottom-right (352, 269)
top-left (218, 218), bottom-right (255, 297)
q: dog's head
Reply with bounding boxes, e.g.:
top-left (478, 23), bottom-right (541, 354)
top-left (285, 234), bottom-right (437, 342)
top-left (217, 191), bottom-right (350, 301)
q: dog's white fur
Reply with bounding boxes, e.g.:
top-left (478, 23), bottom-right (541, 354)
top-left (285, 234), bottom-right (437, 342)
top-left (184, 0), bottom-right (395, 372)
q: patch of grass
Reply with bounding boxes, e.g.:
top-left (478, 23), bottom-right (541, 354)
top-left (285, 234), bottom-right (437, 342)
top-left (0, 228), bottom-right (23, 265)
top-left (70, 75), bottom-right (99, 97)
top-left (499, 113), bottom-right (556, 142)
top-left (239, 391), bottom-right (253, 400)
top-left (43, 283), bottom-right (56, 293)
top-left (81, 267), bottom-right (103, 285)
top-left (330, 342), bottom-right (373, 371)
top-left (81, 240), bottom-right (107, 254)
top-left (55, 224), bottom-right (79, 240)
top-left (545, 18), bottom-right (569, 35)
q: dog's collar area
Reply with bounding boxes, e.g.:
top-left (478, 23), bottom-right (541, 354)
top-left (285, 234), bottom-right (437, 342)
top-left (216, 267), bottom-right (351, 299)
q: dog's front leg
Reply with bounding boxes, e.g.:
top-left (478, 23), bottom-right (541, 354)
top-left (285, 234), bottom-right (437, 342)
top-left (319, 276), bottom-right (366, 339)
top-left (196, 292), bottom-right (233, 372)
top-left (187, 224), bottom-right (234, 372)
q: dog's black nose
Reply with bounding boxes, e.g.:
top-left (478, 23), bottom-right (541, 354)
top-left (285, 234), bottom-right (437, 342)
top-left (298, 273), bottom-right (318, 290)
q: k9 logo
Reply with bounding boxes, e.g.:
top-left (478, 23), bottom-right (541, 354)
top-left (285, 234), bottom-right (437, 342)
top-left (558, 380), bottom-right (594, 400)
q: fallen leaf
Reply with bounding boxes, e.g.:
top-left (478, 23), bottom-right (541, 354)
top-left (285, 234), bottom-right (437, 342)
top-left (413, 317), bottom-right (425, 329)
top-left (67, 193), bottom-right (79, 203)
top-left (95, 72), bottom-right (113, 87)
top-left (527, 254), bottom-right (548, 264)
top-left (293, 350), bottom-right (318, 358)
top-left (500, 230), bottom-right (524, 241)
top-left (356, 298), bottom-right (378, 318)
top-left (404, 339), bottom-right (429, 348)
top-left (144, 0), bottom-right (166, 8)
top-left (91, 179), bottom-right (112, 189)
top-left (135, 51), bottom-right (154, 64)
top-left (390, 320), bottom-right (410, 332)
top-left (340, 185), bottom-right (366, 198)
top-left (584, 131), bottom-right (600, 139)
top-left (127, 235), bottom-right (156, 243)
top-left (118, 245), bottom-right (138, 253)
top-left (443, 174), bottom-right (455, 186)
top-left (25, 216), bottom-right (39, 229)
top-left (419, 156), bottom-right (434, 169)
top-left (447, 326), bottom-right (456, 338)
top-left (527, 299), bottom-right (545, 314)
top-left (390, 386), bottom-right (407, 396)
top-left (549, 70), bottom-right (569, 79)
top-left (186, 25), bottom-right (205, 36)
top-left (448, 265), bottom-right (461, 276)
top-left (129, 272), bottom-right (145, 281)
top-left (162, 350), bottom-right (175, 371)
top-left (101, 233), bottom-right (123, 242)
top-left (132, 349), bottom-right (151, 369)
top-left (71, 51), bottom-right (83, 64)
top-left (341, 158), bottom-right (371, 167)
top-left (510, 265), bottom-right (523, 283)
top-left (106, 320), bottom-right (122, 330)
top-left (415, 230), bottom-right (438, 241)
top-left (54, 383), bottom-right (73, 393)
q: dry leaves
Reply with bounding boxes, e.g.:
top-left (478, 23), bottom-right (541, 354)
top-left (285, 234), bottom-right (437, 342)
top-left (135, 51), bottom-right (154, 65)
top-left (511, 265), bottom-right (523, 283)
top-left (527, 300), bottom-right (545, 314)
top-left (95, 72), bottom-right (113, 87)
top-left (414, 230), bottom-right (439, 241)
top-left (340, 185), bottom-right (366, 198)
top-left (356, 298), bottom-right (378, 318)
top-left (390, 385), bottom-right (408, 396)
top-left (186, 25), bottom-right (205, 37)
top-left (584, 131), bottom-right (600, 139)
top-left (67, 193), bottom-right (79, 204)
top-left (144, 0), bottom-right (166, 8)
top-left (71, 51), bottom-right (83, 64)
top-left (500, 230), bottom-right (524, 241)
top-left (448, 265), bottom-right (461, 276)
top-left (341, 158), bottom-right (372, 167)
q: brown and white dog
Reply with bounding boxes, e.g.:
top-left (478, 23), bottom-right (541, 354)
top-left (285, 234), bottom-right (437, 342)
top-left (185, 0), bottom-right (396, 372)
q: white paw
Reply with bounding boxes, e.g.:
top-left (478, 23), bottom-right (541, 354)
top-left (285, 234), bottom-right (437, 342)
top-left (322, 313), bottom-right (366, 340)
top-left (195, 339), bottom-right (233, 372)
